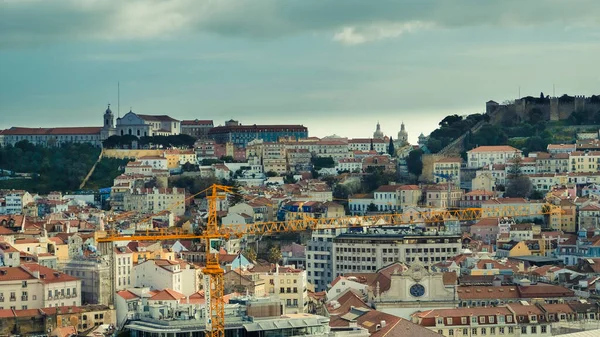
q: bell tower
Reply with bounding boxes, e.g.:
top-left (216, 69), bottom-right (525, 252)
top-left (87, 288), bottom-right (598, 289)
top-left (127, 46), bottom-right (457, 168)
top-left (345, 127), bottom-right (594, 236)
top-left (101, 104), bottom-right (117, 140)
top-left (104, 104), bottom-right (114, 129)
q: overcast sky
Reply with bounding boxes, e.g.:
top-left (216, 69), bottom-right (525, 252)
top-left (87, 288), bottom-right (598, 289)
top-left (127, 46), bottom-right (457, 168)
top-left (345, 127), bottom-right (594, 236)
top-left (1, 1), bottom-right (599, 143)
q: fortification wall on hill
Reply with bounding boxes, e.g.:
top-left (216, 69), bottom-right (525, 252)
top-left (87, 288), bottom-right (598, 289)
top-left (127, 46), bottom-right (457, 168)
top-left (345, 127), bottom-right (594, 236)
top-left (102, 149), bottom-right (164, 159)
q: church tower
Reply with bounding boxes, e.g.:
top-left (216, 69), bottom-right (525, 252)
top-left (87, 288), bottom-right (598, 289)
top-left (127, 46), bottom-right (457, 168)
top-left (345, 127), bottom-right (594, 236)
top-left (104, 104), bottom-right (114, 129)
top-left (101, 104), bottom-right (117, 140)
top-left (397, 121), bottom-right (408, 144)
top-left (373, 121), bottom-right (384, 139)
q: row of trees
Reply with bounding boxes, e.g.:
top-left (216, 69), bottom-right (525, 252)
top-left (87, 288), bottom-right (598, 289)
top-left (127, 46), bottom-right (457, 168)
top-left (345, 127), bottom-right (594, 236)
top-left (0, 141), bottom-right (128, 194)
top-left (427, 114), bottom-right (485, 153)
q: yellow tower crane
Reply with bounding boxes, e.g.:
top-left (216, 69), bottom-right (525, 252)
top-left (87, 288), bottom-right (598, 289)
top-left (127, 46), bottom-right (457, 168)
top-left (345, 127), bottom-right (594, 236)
top-left (97, 184), bottom-right (563, 337)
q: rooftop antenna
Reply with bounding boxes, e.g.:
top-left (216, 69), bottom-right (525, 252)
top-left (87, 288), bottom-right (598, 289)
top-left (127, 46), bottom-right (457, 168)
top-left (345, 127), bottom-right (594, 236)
top-left (118, 81), bottom-right (120, 118)
top-left (518, 85), bottom-right (521, 98)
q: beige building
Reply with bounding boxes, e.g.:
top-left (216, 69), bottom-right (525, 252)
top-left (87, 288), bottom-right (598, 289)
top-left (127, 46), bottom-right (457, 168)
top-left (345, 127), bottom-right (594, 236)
top-left (423, 184), bottom-right (463, 208)
top-left (536, 152), bottom-right (569, 173)
top-left (255, 265), bottom-right (309, 314)
top-left (123, 187), bottom-right (186, 216)
top-left (399, 185), bottom-right (422, 209)
top-left (0, 263), bottom-right (82, 310)
top-left (569, 151), bottom-right (600, 173)
top-left (467, 145), bottom-right (521, 168)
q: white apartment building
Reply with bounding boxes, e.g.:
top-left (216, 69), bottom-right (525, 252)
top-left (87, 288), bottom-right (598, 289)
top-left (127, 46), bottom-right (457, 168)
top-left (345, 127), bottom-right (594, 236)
top-left (467, 145), bottom-right (521, 168)
top-left (348, 138), bottom-right (387, 154)
top-left (256, 265), bottom-right (309, 314)
top-left (335, 158), bottom-right (362, 172)
top-left (133, 259), bottom-right (183, 294)
top-left (0, 263), bottom-right (81, 310)
top-left (114, 246), bottom-right (134, 291)
top-left (123, 187), bottom-right (186, 216)
top-left (138, 156), bottom-right (168, 170)
top-left (433, 157), bottom-right (462, 188)
top-left (326, 276), bottom-right (368, 301)
top-left (306, 227), bottom-right (348, 292)
top-left (331, 228), bottom-right (462, 277)
top-left (349, 184), bottom-right (423, 215)
top-left (132, 259), bottom-right (201, 296)
top-left (284, 139), bottom-right (349, 161)
top-left (0, 190), bottom-right (33, 215)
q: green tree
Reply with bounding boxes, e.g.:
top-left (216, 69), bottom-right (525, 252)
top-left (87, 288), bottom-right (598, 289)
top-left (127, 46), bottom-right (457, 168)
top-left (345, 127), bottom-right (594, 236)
top-left (283, 173), bottom-right (297, 184)
top-left (267, 246), bottom-right (282, 264)
top-left (388, 137), bottom-right (395, 156)
top-left (529, 190), bottom-right (544, 200)
top-left (311, 156), bottom-right (335, 170)
top-left (506, 176), bottom-right (533, 198)
top-left (406, 149), bottom-right (424, 177)
top-left (244, 247), bottom-right (257, 262)
top-left (367, 203), bottom-right (378, 212)
top-left (265, 171), bottom-right (278, 177)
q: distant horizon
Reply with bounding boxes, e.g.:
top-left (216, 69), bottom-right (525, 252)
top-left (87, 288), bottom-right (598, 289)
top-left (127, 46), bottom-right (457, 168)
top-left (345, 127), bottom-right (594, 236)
top-left (2, 1), bottom-right (600, 145)
top-left (2, 91), bottom-right (598, 145)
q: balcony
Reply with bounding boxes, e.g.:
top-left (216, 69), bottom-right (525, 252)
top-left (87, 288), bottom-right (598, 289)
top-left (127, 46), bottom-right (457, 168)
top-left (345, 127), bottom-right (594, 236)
top-left (21, 296), bottom-right (28, 301)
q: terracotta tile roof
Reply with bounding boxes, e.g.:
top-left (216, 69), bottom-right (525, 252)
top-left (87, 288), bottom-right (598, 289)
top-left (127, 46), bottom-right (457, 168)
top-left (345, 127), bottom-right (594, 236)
top-left (414, 306), bottom-right (513, 319)
top-left (21, 263), bottom-right (79, 284)
top-left (0, 242), bottom-right (19, 252)
top-left (52, 326), bottom-right (77, 337)
top-left (14, 309), bottom-right (41, 317)
top-left (380, 318), bottom-right (443, 337)
top-left (517, 284), bottom-right (574, 298)
top-left (457, 286), bottom-right (519, 300)
top-left (116, 290), bottom-right (139, 300)
top-left (1, 127), bottom-right (101, 135)
top-left (443, 272), bottom-right (458, 286)
top-left (150, 288), bottom-right (186, 301)
top-left (468, 145), bottom-right (520, 153)
top-left (471, 218), bottom-right (499, 227)
top-left (0, 309), bottom-right (15, 318)
top-left (538, 303), bottom-right (574, 314)
top-left (375, 185), bottom-right (400, 193)
top-left (327, 289), bottom-right (370, 316)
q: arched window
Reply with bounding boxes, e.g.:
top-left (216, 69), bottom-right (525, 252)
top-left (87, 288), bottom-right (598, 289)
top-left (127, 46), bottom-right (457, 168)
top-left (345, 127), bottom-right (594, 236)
top-left (120, 130), bottom-right (124, 136)
top-left (128, 129), bottom-right (132, 135)
top-left (137, 130), bottom-right (140, 136)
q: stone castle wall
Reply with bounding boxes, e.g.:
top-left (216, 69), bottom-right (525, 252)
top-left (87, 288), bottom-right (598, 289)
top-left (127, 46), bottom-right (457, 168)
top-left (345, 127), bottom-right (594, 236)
top-left (103, 149), bottom-right (164, 159)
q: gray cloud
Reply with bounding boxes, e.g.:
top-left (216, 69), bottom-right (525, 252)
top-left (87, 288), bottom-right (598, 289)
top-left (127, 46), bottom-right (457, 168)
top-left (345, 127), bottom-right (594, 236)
top-left (1, 0), bottom-right (600, 47)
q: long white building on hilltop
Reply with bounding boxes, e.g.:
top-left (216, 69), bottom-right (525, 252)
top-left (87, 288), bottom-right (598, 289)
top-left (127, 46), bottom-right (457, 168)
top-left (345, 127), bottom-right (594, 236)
top-left (0, 105), bottom-right (180, 147)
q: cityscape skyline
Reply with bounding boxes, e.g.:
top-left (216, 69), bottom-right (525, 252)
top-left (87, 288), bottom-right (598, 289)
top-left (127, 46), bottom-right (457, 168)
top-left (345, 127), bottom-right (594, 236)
top-left (2, 1), bottom-right (600, 144)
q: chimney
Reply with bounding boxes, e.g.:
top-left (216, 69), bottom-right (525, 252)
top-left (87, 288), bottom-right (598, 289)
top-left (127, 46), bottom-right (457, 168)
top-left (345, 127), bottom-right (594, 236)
top-left (380, 320), bottom-right (387, 328)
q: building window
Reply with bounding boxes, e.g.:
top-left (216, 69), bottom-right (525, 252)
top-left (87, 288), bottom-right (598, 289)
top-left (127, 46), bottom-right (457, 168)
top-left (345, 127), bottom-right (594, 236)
top-left (472, 328), bottom-right (477, 335)
top-left (541, 326), bottom-right (547, 333)
top-left (521, 326), bottom-right (527, 334)
top-left (531, 326), bottom-right (536, 334)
